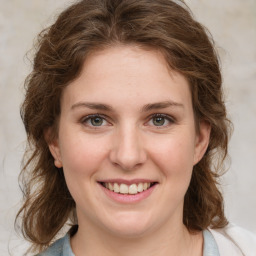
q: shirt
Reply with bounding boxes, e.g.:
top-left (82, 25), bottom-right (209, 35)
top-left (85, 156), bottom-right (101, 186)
top-left (37, 229), bottom-right (220, 256)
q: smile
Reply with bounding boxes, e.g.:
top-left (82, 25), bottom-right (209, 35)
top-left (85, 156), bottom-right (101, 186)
top-left (100, 182), bottom-right (157, 195)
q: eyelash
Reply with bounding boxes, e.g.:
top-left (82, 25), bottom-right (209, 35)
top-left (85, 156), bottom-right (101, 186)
top-left (81, 114), bottom-right (110, 128)
top-left (147, 113), bottom-right (175, 128)
top-left (80, 113), bottom-right (175, 128)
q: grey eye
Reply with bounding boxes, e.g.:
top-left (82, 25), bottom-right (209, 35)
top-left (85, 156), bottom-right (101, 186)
top-left (152, 116), bottom-right (166, 126)
top-left (90, 117), bottom-right (104, 126)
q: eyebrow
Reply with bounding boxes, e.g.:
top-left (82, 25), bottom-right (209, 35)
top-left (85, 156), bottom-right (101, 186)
top-left (141, 101), bottom-right (184, 112)
top-left (71, 102), bottom-right (113, 111)
top-left (71, 100), bottom-right (183, 112)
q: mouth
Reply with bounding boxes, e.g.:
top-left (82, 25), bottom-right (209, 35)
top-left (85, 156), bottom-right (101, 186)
top-left (99, 181), bottom-right (157, 195)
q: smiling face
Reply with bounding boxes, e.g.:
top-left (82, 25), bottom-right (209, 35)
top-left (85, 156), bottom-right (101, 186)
top-left (49, 45), bottom-right (210, 239)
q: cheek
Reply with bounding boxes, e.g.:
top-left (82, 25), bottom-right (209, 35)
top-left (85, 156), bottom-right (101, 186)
top-left (149, 134), bottom-right (196, 178)
top-left (59, 131), bottom-right (109, 176)
top-left (58, 134), bottom-right (110, 204)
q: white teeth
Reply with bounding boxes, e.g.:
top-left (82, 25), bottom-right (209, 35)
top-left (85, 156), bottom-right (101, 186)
top-left (120, 184), bottom-right (129, 194)
top-left (137, 183), bottom-right (143, 192)
top-left (128, 184), bottom-right (138, 194)
top-left (109, 183), bottom-right (114, 191)
top-left (113, 183), bottom-right (120, 193)
top-left (103, 182), bottom-right (153, 194)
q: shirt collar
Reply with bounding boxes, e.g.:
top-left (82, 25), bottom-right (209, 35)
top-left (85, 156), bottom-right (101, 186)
top-left (203, 229), bottom-right (220, 256)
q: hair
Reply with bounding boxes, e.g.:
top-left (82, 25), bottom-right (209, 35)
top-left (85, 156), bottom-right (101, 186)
top-left (16, 0), bottom-right (232, 253)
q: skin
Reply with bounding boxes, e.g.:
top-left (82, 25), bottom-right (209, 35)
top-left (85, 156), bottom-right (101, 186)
top-left (49, 45), bottom-right (211, 256)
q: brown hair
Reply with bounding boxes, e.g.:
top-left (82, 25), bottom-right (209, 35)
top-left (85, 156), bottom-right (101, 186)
top-left (17, 0), bottom-right (232, 253)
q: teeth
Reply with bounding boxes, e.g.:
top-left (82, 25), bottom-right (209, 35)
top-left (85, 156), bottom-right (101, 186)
top-left (113, 183), bottom-right (120, 193)
top-left (137, 183), bottom-right (143, 192)
top-left (128, 184), bottom-right (137, 194)
top-left (103, 182), bottom-right (153, 195)
top-left (120, 184), bottom-right (129, 194)
top-left (109, 183), bottom-right (114, 191)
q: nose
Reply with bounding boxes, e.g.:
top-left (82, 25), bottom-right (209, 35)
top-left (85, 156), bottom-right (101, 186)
top-left (109, 126), bottom-right (147, 171)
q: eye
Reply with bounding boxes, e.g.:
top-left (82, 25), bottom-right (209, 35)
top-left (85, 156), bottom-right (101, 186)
top-left (90, 116), bottom-right (104, 126)
top-left (148, 114), bottom-right (174, 127)
top-left (152, 116), bottom-right (166, 126)
top-left (81, 114), bottom-right (109, 127)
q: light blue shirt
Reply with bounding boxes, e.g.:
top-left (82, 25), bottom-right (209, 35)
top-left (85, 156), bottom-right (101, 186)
top-left (37, 229), bottom-right (220, 256)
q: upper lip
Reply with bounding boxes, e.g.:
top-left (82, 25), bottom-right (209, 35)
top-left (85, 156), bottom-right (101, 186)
top-left (97, 179), bottom-right (158, 185)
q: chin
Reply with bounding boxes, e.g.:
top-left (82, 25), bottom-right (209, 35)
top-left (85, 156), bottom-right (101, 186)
top-left (103, 211), bottom-right (154, 238)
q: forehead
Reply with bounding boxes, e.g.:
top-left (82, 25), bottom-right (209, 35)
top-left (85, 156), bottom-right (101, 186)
top-left (61, 45), bottom-right (192, 111)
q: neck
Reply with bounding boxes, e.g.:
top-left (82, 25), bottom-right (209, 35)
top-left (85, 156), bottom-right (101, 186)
top-left (71, 218), bottom-right (203, 256)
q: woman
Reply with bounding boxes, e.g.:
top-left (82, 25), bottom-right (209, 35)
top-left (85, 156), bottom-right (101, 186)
top-left (16, 0), bottom-right (256, 255)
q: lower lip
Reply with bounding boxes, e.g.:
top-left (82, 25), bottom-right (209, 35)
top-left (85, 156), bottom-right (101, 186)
top-left (99, 183), bottom-right (157, 204)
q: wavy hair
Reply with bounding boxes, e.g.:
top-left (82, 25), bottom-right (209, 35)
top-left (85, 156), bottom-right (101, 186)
top-left (16, 0), bottom-right (232, 253)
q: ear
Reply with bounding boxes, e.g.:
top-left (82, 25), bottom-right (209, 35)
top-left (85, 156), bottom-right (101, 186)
top-left (193, 121), bottom-right (211, 165)
top-left (44, 128), bottom-right (62, 168)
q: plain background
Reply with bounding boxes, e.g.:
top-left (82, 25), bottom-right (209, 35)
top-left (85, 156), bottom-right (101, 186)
top-left (0, 0), bottom-right (255, 255)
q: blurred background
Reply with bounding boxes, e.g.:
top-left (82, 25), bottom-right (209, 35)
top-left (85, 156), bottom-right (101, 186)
top-left (0, 0), bottom-right (255, 255)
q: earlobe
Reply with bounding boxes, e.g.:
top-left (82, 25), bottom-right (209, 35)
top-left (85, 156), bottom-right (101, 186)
top-left (193, 121), bottom-right (211, 165)
top-left (53, 157), bottom-right (63, 168)
top-left (49, 140), bottom-right (63, 168)
top-left (48, 140), bottom-right (62, 168)
top-left (44, 128), bottom-right (63, 168)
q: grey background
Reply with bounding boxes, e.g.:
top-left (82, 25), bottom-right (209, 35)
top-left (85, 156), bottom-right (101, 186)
top-left (0, 0), bottom-right (255, 255)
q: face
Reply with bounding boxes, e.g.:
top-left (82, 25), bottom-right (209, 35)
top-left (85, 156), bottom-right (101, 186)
top-left (49, 45), bottom-right (210, 238)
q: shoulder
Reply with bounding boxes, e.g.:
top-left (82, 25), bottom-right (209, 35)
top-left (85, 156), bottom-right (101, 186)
top-left (209, 223), bottom-right (256, 256)
top-left (36, 234), bottom-right (74, 256)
